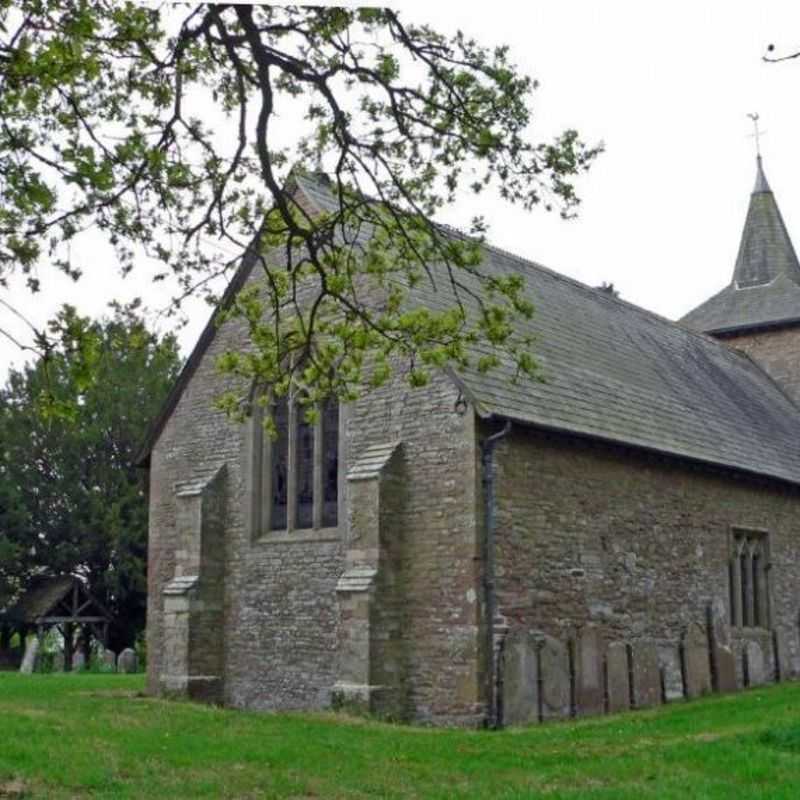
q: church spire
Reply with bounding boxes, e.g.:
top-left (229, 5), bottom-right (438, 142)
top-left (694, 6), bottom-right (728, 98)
top-left (681, 154), bottom-right (800, 334)
top-left (733, 155), bottom-right (800, 289)
top-left (752, 154), bottom-right (770, 194)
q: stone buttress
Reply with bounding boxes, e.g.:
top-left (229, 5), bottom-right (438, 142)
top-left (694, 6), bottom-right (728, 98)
top-left (333, 441), bottom-right (406, 716)
top-left (160, 465), bottom-right (227, 701)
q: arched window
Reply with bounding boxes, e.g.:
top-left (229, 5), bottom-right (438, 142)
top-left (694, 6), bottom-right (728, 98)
top-left (730, 529), bottom-right (769, 629)
top-left (249, 394), bottom-right (340, 537)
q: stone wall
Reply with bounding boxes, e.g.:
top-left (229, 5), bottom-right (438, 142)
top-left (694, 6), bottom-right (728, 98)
top-left (491, 423), bottom-right (800, 724)
top-left (721, 324), bottom-right (800, 406)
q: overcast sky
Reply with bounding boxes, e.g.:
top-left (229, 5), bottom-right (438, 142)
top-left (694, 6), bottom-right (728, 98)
top-left (3, 0), bottom-right (800, 379)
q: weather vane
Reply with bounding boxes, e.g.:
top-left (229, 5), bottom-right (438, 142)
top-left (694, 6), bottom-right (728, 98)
top-left (747, 113), bottom-right (766, 157)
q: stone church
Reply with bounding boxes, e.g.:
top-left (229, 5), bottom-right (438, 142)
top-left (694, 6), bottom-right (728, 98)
top-left (138, 157), bottom-right (800, 726)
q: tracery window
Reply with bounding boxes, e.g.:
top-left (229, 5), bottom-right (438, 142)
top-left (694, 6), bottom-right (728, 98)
top-left (729, 529), bottom-right (769, 629)
top-left (249, 395), bottom-right (339, 537)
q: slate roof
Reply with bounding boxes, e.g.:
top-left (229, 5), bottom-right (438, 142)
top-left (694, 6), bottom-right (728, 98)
top-left (139, 172), bottom-right (800, 488)
top-left (681, 157), bottom-right (800, 334)
top-left (298, 173), bottom-right (800, 487)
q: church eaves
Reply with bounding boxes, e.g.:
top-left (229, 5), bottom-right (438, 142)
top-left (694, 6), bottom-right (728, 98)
top-left (681, 156), bottom-right (800, 334)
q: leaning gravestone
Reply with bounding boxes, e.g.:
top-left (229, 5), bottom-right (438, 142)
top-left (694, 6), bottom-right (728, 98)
top-left (501, 630), bottom-right (539, 726)
top-left (118, 648), bottom-right (139, 675)
top-left (631, 641), bottom-right (661, 709)
top-left (745, 640), bottom-right (766, 687)
top-left (606, 641), bottom-right (631, 713)
top-left (539, 635), bottom-right (571, 721)
top-left (657, 645), bottom-right (684, 702)
top-left (19, 637), bottom-right (39, 674)
top-left (683, 622), bottom-right (712, 699)
top-left (576, 627), bottom-right (604, 717)
top-left (72, 651), bottom-right (86, 671)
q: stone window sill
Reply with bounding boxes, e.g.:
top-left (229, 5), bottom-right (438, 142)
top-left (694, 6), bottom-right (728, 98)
top-left (254, 526), bottom-right (340, 545)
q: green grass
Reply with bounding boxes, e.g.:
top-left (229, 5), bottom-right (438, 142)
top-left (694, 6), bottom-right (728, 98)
top-left (1, 675), bottom-right (800, 798)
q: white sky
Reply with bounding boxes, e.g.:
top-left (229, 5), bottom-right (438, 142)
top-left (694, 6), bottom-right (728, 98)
top-left (3, 0), bottom-right (800, 379)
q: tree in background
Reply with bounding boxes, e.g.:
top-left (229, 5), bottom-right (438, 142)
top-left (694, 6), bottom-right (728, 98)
top-left (0, 305), bottom-right (182, 650)
top-left (0, 3), bottom-right (600, 416)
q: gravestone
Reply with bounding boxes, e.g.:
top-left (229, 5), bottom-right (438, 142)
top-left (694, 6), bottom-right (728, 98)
top-left (539, 635), bottom-right (571, 721)
top-left (576, 627), bottom-right (604, 717)
top-left (744, 640), bottom-right (766, 686)
top-left (631, 641), bottom-right (661, 709)
top-left (118, 648), bottom-right (139, 675)
top-left (101, 649), bottom-right (117, 672)
top-left (657, 645), bottom-right (684, 702)
top-left (683, 622), bottom-right (712, 698)
top-left (707, 600), bottom-right (734, 692)
top-left (715, 644), bottom-right (738, 692)
top-left (606, 641), bottom-right (631, 713)
top-left (19, 638), bottom-right (39, 674)
top-left (72, 651), bottom-right (86, 671)
top-left (772, 630), bottom-right (790, 682)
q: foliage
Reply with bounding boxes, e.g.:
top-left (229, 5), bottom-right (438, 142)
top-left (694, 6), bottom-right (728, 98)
top-left (0, 305), bottom-right (182, 649)
top-left (2, 675), bottom-right (800, 797)
top-left (0, 2), bottom-right (601, 414)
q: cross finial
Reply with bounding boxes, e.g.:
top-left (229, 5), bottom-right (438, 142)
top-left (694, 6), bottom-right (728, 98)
top-left (747, 112), bottom-right (766, 157)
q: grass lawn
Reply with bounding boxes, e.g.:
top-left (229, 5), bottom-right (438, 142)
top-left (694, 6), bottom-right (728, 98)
top-left (1, 675), bottom-right (800, 798)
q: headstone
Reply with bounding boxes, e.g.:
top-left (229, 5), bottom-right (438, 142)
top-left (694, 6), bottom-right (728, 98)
top-left (657, 645), bottom-right (684, 702)
top-left (501, 631), bottom-right (539, 726)
top-left (631, 641), bottom-right (661, 709)
top-left (744, 640), bottom-right (766, 686)
top-left (101, 648), bottom-right (117, 672)
top-left (707, 600), bottom-right (733, 692)
top-left (52, 650), bottom-right (65, 673)
top-left (19, 637), bottom-right (39, 674)
top-left (72, 651), bottom-right (86, 671)
top-left (539, 635), bottom-right (571, 721)
top-left (606, 641), bottom-right (631, 713)
top-left (683, 622), bottom-right (712, 698)
top-left (576, 627), bottom-right (604, 717)
top-left (118, 648), bottom-right (139, 675)
top-left (715, 644), bottom-right (738, 693)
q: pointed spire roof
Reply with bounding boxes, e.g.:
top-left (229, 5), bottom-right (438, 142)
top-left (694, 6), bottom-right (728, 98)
top-left (752, 154), bottom-right (771, 194)
top-left (682, 156), bottom-right (800, 334)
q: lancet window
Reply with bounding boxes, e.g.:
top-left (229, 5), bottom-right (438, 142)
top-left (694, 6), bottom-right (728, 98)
top-left (249, 395), bottom-right (339, 536)
top-left (728, 529), bottom-right (769, 629)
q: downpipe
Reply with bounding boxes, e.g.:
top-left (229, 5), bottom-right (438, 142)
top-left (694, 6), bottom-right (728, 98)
top-left (480, 418), bottom-right (511, 729)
